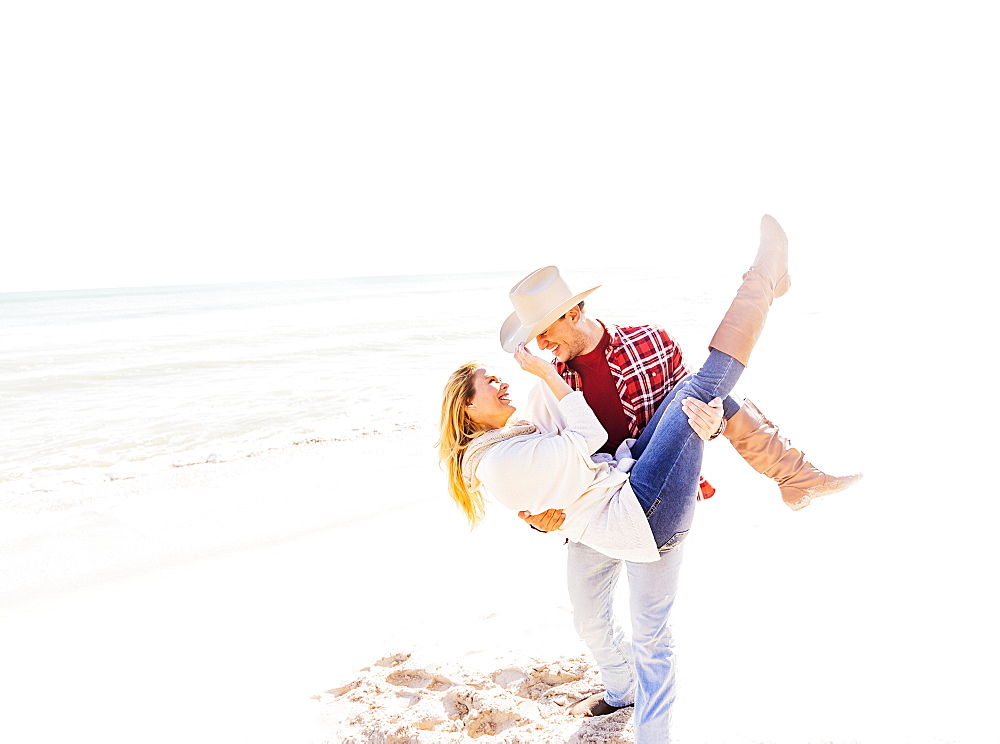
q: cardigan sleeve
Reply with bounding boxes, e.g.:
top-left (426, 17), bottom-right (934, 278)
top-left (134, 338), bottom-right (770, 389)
top-left (475, 392), bottom-right (610, 514)
top-left (555, 391), bottom-right (610, 456)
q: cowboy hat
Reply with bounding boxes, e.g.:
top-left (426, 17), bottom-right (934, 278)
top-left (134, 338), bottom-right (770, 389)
top-left (499, 266), bottom-right (600, 352)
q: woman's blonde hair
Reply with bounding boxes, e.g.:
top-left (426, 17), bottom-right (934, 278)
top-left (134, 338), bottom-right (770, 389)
top-left (437, 362), bottom-right (487, 527)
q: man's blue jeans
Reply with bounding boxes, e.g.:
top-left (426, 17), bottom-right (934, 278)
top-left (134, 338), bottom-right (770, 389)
top-left (566, 349), bottom-right (745, 742)
top-left (567, 541), bottom-right (684, 744)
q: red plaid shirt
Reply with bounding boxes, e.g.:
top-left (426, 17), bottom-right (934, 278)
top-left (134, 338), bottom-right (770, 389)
top-left (554, 321), bottom-right (716, 500)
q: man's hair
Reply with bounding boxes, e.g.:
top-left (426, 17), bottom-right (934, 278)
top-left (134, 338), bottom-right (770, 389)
top-left (560, 300), bottom-right (585, 320)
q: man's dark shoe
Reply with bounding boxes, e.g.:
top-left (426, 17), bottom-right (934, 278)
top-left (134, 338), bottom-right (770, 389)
top-left (569, 691), bottom-right (634, 717)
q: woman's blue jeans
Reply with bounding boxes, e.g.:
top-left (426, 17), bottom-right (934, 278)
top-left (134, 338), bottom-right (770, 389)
top-left (628, 349), bottom-right (745, 550)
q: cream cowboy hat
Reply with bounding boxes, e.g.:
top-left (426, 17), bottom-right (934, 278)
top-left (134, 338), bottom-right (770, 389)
top-left (499, 266), bottom-right (600, 352)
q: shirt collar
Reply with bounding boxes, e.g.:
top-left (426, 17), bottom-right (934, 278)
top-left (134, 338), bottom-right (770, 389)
top-left (599, 320), bottom-right (624, 350)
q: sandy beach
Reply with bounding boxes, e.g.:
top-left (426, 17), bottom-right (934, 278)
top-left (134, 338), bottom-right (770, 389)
top-left (3, 330), bottom-right (997, 744)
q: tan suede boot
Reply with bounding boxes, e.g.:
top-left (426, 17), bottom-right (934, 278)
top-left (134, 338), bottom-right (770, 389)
top-left (708, 214), bottom-right (791, 365)
top-left (725, 398), bottom-right (864, 510)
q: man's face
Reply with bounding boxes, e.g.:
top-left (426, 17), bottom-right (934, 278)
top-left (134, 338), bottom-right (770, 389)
top-left (534, 310), bottom-right (590, 363)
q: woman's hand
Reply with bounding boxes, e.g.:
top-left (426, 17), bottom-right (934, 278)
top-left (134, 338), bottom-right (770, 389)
top-left (513, 343), bottom-right (575, 401)
top-left (513, 343), bottom-right (558, 379)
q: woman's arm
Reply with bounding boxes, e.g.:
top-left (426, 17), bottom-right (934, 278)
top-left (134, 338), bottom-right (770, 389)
top-left (472, 345), bottom-right (609, 515)
top-left (476, 427), bottom-right (602, 514)
top-left (514, 343), bottom-right (607, 455)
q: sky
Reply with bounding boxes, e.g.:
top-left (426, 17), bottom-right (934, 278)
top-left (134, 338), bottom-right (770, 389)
top-left (1, 1), bottom-right (997, 293)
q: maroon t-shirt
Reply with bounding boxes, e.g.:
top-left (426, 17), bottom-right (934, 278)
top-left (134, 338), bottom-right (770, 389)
top-left (566, 330), bottom-right (632, 455)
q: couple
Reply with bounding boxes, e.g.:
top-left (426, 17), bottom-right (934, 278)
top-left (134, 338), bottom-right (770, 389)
top-left (438, 215), bottom-right (862, 743)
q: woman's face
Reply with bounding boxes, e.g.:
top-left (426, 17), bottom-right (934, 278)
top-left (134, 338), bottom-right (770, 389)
top-left (467, 367), bottom-right (515, 429)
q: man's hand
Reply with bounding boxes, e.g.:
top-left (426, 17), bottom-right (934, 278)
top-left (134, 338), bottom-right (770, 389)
top-left (518, 509), bottom-right (566, 533)
top-left (681, 397), bottom-right (725, 441)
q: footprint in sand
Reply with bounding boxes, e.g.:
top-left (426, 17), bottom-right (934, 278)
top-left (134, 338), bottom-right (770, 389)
top-left (385, 668), bottom-right (453, 692)
top-left (317, 654), bottom-right (631, 743)
top-left (465, 707), bottom-right (529, 739)
top-left (373, 651), bottom-right (411, 668)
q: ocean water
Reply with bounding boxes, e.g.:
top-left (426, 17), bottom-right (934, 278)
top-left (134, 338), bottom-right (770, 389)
top-left (1, 267), bottom-right (719, 515)
top-left (0, 275), bottom-right (485, 500)
top-left (0, 264), bottom-right (741, 607)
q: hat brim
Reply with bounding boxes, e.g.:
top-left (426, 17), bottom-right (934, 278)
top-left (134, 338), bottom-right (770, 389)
top-left (499, 285), bottom-right (600, 353)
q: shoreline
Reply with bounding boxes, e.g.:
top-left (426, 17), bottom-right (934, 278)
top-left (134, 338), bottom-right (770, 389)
top-left (0, 427), bottom-right (437, 604)
top-left (0, 422), bottom-right (424, 509)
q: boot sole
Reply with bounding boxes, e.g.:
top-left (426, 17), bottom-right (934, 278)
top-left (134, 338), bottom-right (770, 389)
top-left (783, 472), bottom-right (864, 510)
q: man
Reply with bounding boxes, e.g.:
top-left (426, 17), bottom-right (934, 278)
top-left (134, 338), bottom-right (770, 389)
top-left (499, 264), bottom-right (860, 738)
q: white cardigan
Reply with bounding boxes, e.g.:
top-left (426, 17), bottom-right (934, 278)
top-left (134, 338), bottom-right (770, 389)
top-left (472, 389), bottom-right (660, 562)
